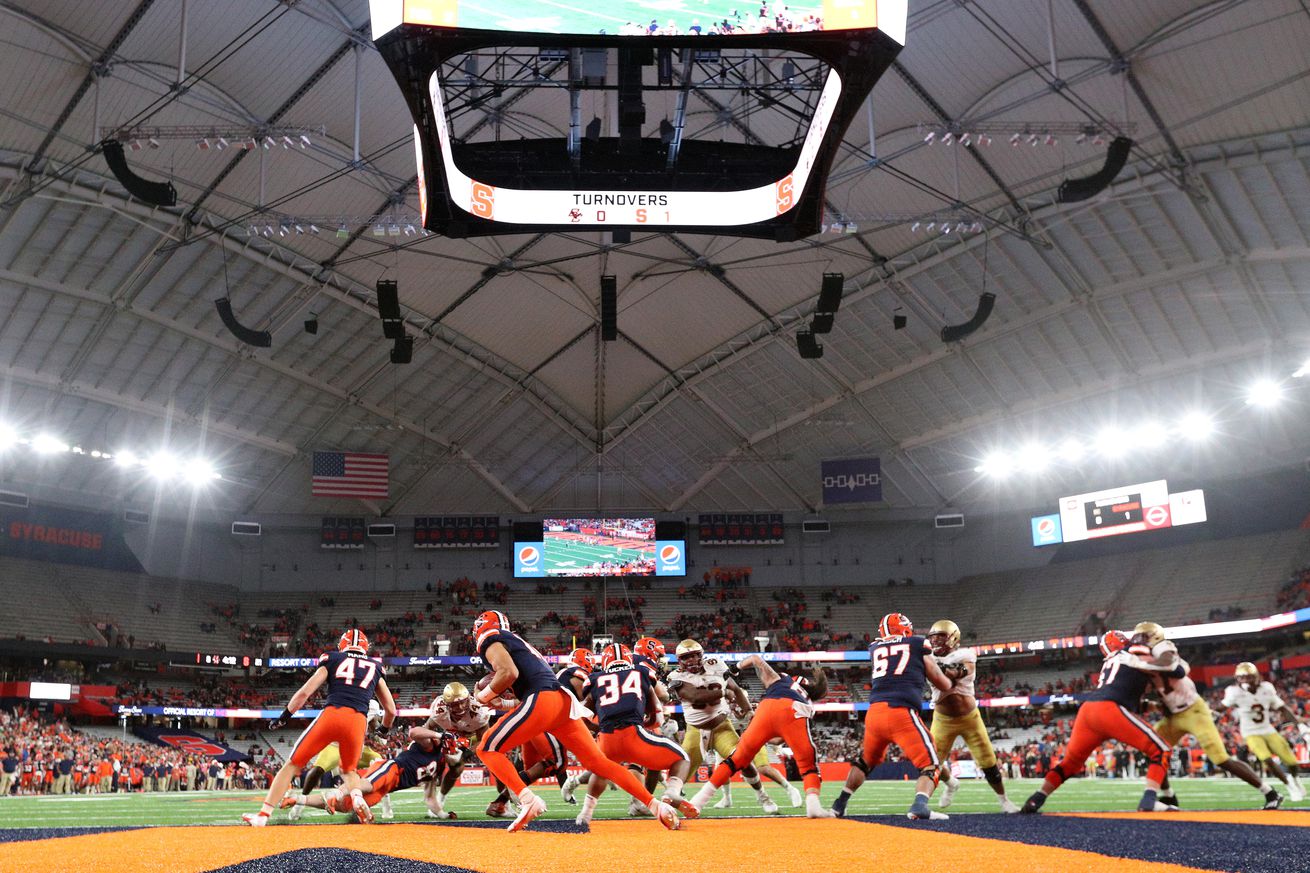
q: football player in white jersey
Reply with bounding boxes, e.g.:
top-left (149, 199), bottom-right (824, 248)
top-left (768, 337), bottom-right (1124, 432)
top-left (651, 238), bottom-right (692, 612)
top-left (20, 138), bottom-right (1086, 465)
top-left (666, 639), bottom-right (778, 813)
top-left (427, 682), bottom-right (495, 817)
top-left (1135, 624), bottom-right (1284, 809)
top-left (926, 620), bottom-right (1018, 813)
top-left (1222, 662), bottom-right (1308, 801)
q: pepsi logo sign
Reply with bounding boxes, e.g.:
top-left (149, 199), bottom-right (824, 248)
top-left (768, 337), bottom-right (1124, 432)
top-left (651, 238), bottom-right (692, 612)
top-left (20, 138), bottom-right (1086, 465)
top-left (518, 545), bottom-right (540, 567)
top-left (1036, 518), bottom-right (1056, 537)
top-left (658, 544), bottom-right (681, 567)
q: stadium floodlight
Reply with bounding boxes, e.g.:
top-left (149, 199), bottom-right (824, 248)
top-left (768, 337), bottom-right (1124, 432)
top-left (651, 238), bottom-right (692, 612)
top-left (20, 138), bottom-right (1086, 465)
top-left (0, 423), bottom-right (17, 450)
top-left (1057, 437), bottom-right (1085, 465)
top-left (147, 451), bottom-right (182, 481)
top-left (1178, 411), bottom-right (1215, 440)
top-left (1096, 427), bottom-right (1130, 457)
top-left (114, 449), bottom-right (139, 468)
top-left (184, 459), bottom-right (220, 486)
top-left (1293, 358), bottom-right (1310, 378)
top-left (1135, 421), bottom-right (1169, 448)
top-left (975, 452), bottom-right (1011, 478)
top-left (1245, 378), bottom-right (1283, 408)
top-left (1018, 443), bottom-right (1049, 473)
top-left (32, 433), bottom-right (70, 454)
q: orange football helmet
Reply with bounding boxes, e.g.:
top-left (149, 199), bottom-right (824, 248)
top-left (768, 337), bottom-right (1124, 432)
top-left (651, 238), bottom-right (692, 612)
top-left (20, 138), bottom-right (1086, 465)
top-left (879, 613), bottom-right (913, 639)
top-left (600, 643), bottom-right (633, 671)
top-left (338, 628), bottom-right (369, 654)
top-left (472, 610), bottom-right (509, 643)
top-left (570, 647), bottom-right (595, 671)
top-left (634, 637), bottom-right (666, 661)
top-left (1099, 630), bottom-right (1129, 658)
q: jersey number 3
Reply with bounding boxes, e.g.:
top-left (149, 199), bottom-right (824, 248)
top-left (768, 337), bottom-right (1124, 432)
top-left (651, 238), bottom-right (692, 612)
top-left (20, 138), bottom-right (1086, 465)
top-left (871, 644), bottom-right (911, 679)
top-left (596, 671), bottom-right (643, 706)
top-left (335, 656), bottom-right (377, 687)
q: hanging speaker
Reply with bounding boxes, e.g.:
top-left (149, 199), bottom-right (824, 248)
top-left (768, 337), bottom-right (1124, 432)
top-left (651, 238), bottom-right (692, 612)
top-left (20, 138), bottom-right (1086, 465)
top-left (810, 313), bottom-right (834, 334)
top-left (796, 330), bottom-right (823, 359)
top-left (1056, 136), bottom-right (1133, 204)
top-left (214, 298), bottom-right (272, 347)
top-left (377, 279), bottom-right (404, 339)
top-left (100, 139), bottom-right (177, 207)
top-left (600, 275), bottom-right (617, 341)
top-left (940, 292), bottom-right (996, 343)
top-left (816, 273), bottom-right (844, 315)
top-left (390, 335), bottom-right (413, 364)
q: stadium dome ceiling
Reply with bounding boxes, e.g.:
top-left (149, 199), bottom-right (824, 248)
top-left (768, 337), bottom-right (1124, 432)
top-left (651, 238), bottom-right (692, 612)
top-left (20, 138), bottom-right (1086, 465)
top-left (0, 0), bottom-right (1308, 519)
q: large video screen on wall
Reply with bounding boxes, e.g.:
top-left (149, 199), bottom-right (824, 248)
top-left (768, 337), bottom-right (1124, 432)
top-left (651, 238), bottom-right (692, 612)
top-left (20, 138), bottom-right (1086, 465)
top-left (1030, 479), bottom-right (1207, 547)
top-left (514, 518), bottom-right (686, 577)
top-left (371, 0), bottom-right (907, 40)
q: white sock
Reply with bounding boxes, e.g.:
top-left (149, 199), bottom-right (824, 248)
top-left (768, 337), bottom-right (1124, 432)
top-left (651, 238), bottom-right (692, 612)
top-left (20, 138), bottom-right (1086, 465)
top-left (691, 782), bottom-right (715, 809)
top-left (259, 801), bottom-right (274, 816)
top-left (1259, 781), bottom-right (1273, 793)
top-left (664, 776), bottom-right (684, 798)
top-left (579, 793), bottom-right (597, 820)
top-left (293, 794), bottom-right (306, 806)
top-left (518, 787), bottom-right (537, 805)
top-left (806, 792), bottom-right (824, 814)
top-left (437, 789), bottom-right (449, 805)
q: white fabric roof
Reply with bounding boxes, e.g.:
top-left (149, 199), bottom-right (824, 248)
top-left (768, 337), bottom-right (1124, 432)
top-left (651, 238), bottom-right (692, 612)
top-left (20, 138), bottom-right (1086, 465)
top-left (0, 0), bottom-right (1307, 518)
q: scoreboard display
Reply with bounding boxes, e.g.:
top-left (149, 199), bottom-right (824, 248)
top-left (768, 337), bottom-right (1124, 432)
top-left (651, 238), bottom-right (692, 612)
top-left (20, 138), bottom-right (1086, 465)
top-left (1032, 479), bottom-right (1207, 547)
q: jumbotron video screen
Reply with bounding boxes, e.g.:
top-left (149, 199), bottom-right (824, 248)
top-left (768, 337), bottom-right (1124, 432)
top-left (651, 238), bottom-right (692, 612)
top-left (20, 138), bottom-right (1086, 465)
top-left (513, 517), bottom-right (686, 577)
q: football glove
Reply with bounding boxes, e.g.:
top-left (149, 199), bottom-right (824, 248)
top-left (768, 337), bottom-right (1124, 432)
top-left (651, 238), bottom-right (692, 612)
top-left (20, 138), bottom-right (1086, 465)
top-left (269, 708), bottom-right (294, 731)
top-left (375, 723), bottom-right (391, 737)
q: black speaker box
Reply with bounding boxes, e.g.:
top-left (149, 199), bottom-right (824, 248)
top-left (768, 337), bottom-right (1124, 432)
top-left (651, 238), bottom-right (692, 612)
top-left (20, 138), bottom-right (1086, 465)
top-left (214, 298), bottom-right (272, 347)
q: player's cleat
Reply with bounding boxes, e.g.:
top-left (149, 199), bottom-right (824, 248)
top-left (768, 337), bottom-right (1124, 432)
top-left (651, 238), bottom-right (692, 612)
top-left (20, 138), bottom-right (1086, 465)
top-left (428, 808), bottom-right (457, 818)
top-left (760, 795), bottom-right (780, 815)
top-left (508, 793), bottom-right (547, 832)
top-left (560, 773), bottom-right (581, 803)
top-left (486, 800), bottom-right (515, 818)
top-left (352, 793), bottom-right (374, 824)
top-left (785, 783), bottom-right (804, 808)
top-left (653, 800), bottom-right (681, 831)
top-left (907, 798), bottom-right (948, 821)
top-left (240, 811), bottom-right (269, 827)
top-left (1288, 780), bottom-right (1306, 802)
top-left (1263, 791), bottom-right (1284, 810)
top-left (806, 794), bottom-right (835, 818)
top-left (1019, 792), bottom-right (1046, 814)
top-left (830, 791), bottom-right (851, 818)
top-left (628, 798), bottom-right (654, 817)
top-left (1159, 792), bottom-right (1181, 809)
top-left (713, 789), bottom-right (733, 809)
top-left (939, 775), bottom-right (960, 809)
top-left (575, 809), bottom-right (591, 826)
top-left (666, 797), bottom-right (700, 819)
top-left (285, 799), bottom-right (304, 821)
top-left (322, 789), bottom-right (345, 815)
top-left (1141, 800), bottom-right (1179, 812)
top-left (999, 796), bottom-right (1020, 814)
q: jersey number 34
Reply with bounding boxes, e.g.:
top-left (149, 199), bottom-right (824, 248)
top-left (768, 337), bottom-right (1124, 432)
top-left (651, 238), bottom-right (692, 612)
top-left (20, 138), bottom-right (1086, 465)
top-left (596, 671), bottom-right (643, 705)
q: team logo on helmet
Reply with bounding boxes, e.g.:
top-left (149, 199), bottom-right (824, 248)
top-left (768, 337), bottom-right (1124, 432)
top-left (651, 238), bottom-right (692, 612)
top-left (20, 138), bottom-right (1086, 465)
top-left (879, 613), bottom-right (913, 639)
top-left (518, 545), bottom-right (541, 568)
top-left (472, 610), bottom-right (509, 644)
top-left (570, 647), bottom-right (595, 671)
top-left (635, 637), bottom-right (666, 661)
top-left (658, 544), bottom-right (682, 569)
top-left (1099, 630), bottom-right (1129, 658)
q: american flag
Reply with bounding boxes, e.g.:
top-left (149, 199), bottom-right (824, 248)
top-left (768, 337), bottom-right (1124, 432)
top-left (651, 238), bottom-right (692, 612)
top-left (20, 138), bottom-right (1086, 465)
top-left (312, 451), bottom-right (389, 498)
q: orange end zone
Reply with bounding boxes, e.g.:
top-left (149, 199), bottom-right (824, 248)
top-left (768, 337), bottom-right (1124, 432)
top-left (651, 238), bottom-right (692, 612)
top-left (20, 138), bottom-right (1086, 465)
top-left (1057, 810), bottom-right (1310, 827)
top-left (1, 819), bottom-right (1224, 873)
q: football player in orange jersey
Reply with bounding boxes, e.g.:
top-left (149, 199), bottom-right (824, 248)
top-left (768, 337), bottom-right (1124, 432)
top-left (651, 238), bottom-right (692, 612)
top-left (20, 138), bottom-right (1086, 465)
top-left (688, 654), bottom-right (833, 818)
top-left (243, 629), bottom-right (396, 826)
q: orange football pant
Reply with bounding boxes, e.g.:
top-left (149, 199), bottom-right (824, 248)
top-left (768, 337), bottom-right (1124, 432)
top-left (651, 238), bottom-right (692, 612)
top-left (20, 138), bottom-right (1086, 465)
top-left (289, 705), bottom-right (366, 771)
top-left (861, 702), bottom-right (939, 770)
top-left (1048, 700), bottom-right (1170, 787)
top-left (358, 759), bottom-right (402, 807)
top-left (478, 688), bottom-right (653, 804)
top-left (709, 697), bottom-right (822, 793)
top-left (599, 724), bottom-right (688, 772)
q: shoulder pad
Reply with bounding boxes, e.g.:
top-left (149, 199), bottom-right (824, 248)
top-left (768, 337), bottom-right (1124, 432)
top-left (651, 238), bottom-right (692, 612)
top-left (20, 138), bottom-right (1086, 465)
top-left (317, 653), bottom-right (330, 664)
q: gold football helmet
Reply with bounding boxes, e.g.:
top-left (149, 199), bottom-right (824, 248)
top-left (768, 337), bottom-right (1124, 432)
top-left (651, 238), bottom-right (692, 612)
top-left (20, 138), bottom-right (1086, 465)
top-left (1235, 662), bottom-right (1260, 688)
top-left (1132, 621), bottom-right (1166, 647)
top-left (675, 638), bottom-right (704, 672)
top-left (927, 619), bottom-right (961, 656)
top-left (442, 681), bottom-right (470, 703)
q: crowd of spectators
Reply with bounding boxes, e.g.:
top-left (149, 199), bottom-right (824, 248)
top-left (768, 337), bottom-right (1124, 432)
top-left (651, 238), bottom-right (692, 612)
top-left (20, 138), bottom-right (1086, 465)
top-left (0, 707), bottom-right (278, 796)
top-left (1278, 565), bottom-right (1310, 611)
